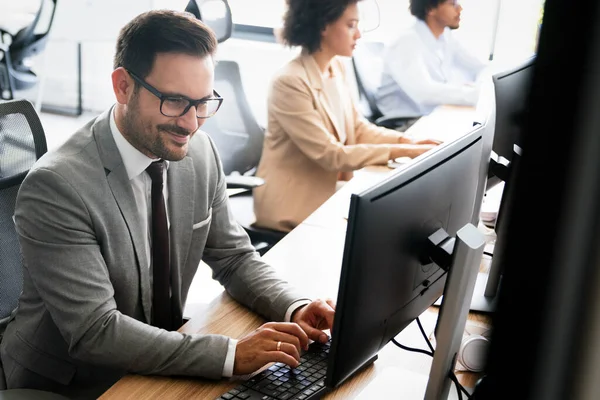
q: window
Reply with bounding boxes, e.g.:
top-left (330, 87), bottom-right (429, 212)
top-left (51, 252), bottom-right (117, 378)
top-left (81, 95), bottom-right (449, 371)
top-left (227, 0), bottom-right (286, 28)
top-left (223, 0), bottom-right (545, 65)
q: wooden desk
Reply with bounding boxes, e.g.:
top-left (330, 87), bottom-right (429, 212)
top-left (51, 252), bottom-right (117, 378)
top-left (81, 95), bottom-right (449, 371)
top-left (100, 105), bottom-right (490, 399)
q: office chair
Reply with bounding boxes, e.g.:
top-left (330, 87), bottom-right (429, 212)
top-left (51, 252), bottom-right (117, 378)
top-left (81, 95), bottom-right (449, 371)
top-left (186, 1), bottom-right (286, 254)
top-left (202, 60), bottom-right (287, 255)
top-left (0, 0), bottom-right (59, 101)
top-left (351, 41), bottom-right (420, 131)
top-left (185, 0), bottom-right (232, 43)
top-left (0, 100), bottom-right (68, 399)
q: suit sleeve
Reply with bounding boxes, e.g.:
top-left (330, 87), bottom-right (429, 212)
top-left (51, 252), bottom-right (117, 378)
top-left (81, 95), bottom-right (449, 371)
top-left (269, 73), bottom-right (393, 171)
top-left (201, 137), bottom-right (310, 322)
top-left (15, 168), bottom-right (234, 379)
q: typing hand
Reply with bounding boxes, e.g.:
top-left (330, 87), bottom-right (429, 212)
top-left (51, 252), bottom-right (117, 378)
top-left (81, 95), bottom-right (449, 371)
top-left (390, 144), bottom-right (438, 159)
top-left (233, 322), bottom-right (308, 375)
top-left (291, 298), bottom-right (336, 344)
top-left (413, 138), bottom-right (443, 145)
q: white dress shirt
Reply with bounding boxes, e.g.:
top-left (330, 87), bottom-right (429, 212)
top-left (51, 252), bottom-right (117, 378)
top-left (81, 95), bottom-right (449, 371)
top-left (109, 108), bottom-right (310, 378)
top-left (375, 19), bottom-right (487, 118)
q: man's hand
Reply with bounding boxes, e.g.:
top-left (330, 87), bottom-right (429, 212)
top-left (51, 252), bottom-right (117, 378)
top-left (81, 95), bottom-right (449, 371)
top-left (232, 299), bottom-right (335, 375)
top-left (291, 298), bottom-right (336, 345)
top-left (233, 322), bottom-right (308, 375)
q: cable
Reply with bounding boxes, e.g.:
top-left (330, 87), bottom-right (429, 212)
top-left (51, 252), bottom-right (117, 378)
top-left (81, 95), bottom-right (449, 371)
top-left (416, 319), bottom-right (470, 398)
top-left (417, 317), bottom-right (435, 353)
top-left (417, 318), bottom-right (473, 399)
top-left (448, 371), bottom-right (471, 399)
top-left (449, 372), bottom-right (463, 400)
top-left (391, 337), bottom-right (433, 357)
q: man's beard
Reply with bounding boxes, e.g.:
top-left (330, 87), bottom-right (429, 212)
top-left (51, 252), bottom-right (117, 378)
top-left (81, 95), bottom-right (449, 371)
top-left (121, 97), bottom-right (193, 161)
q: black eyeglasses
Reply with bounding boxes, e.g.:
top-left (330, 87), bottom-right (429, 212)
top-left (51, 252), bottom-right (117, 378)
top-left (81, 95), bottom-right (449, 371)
top-left (127, 70), bottom-right (223, 119)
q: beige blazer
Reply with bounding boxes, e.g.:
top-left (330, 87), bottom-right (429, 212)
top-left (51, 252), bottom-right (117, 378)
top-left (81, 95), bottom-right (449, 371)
top-left (254, 53), bottom-right (403, 232)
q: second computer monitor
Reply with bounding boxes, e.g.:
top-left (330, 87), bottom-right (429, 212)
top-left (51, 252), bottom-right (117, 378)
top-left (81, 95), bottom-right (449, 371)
top-left (488, 55), bottom-right (535, 180)
top-left (325, 124), bottom-right (485, 389)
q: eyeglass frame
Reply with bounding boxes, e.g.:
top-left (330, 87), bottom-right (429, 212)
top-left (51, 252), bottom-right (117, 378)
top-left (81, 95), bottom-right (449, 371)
top-left (126, 69), bottom-right (223, 119)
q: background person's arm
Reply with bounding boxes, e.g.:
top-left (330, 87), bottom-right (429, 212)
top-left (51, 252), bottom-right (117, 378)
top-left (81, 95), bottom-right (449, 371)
top-left (269, 73), bottom-right (393, 171)
top-left (450, 34), bottom-right (488, 82)
top-left (384, 40), bottom-right (479, 107)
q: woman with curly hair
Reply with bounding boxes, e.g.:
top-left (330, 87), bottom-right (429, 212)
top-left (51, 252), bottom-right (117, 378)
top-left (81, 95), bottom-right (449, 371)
top-left (253, 0), bottom-right (441, 233)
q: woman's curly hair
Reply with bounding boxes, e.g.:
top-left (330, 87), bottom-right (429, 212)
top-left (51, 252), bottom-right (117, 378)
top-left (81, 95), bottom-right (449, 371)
top-left (281, 0), bottom-right (360, 54)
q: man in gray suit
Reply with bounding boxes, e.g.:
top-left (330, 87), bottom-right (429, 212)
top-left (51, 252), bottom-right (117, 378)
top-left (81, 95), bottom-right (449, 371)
top-left (0, 10), bottom-right (334, 399)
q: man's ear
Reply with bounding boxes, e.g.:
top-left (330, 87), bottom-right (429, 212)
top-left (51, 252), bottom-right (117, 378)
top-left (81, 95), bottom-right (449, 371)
top-left (112, 67), bottom-right (134, 105)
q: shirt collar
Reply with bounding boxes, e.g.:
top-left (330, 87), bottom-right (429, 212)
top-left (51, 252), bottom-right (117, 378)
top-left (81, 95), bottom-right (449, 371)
top-left (109, 106), bottom-right (169, 180)
top-left (415, 19), bottom-right (448, 48)
top-left (299, 50), bottom-right (338, 90)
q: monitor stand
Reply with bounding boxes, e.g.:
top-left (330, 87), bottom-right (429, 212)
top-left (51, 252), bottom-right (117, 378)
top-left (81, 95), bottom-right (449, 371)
top-left (434, 271), bottom-right (500, 313)
top-left (425, 223), bottom-right (486, 399)
top-left (434, 234), bottom-right (499, 313)
top-left (383, 223), bottom-right (486, 399)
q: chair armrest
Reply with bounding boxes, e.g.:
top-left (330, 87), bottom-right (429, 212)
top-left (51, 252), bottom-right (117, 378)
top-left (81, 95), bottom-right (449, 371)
top-left (374, 114), bottom-right (421, 130)
top-left (225, 175), bottom-right (265, 189)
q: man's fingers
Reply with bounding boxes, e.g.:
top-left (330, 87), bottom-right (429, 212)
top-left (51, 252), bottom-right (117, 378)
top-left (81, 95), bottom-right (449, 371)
top-left (265, 322), bottom-right (309, 349)
top-left (268, 351), bottom-right (300, 368)
top-left (299, 321), bottom-right (330, 343)
top-left (268, 331), bottom-right (302, 355)
top-left (274, 341), bottom-right (301, 361)
top-left (325, 299), bottom-right (336, 310)
top-left (314, 299), bottom-right (335, 330)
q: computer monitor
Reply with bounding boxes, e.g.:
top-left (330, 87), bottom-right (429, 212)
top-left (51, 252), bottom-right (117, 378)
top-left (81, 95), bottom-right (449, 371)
top-left (487, 55), bottom-right (536, 191)
top-left (473, 0), bottom-right (600, 397)
top-left (324, 124), bottom-right (486, 399)
top-left (468, 56), bottom-right (536, 313)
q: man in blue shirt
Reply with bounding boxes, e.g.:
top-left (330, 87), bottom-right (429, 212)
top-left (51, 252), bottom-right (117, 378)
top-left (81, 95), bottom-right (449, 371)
top-left (375, 0), bottom-right (487, 119)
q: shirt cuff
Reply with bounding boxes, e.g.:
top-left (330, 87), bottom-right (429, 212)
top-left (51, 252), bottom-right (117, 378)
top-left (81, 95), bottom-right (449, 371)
top-left (285, 300), bottom-right (312, 322)
top-left (222, 338), bottom-right (238, 378)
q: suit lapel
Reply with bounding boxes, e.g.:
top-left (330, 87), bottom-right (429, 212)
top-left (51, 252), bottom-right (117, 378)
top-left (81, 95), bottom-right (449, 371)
top-left (93, 109), bottom-right (152, 323)
top-left (300, 53), bottom-right (343, 142)
top-left (166, 157), bottom-right (194, 313)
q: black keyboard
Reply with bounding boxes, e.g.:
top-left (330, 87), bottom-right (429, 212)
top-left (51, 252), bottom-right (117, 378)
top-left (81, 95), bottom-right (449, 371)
top-left (216, 338), bottom-right (331, 400)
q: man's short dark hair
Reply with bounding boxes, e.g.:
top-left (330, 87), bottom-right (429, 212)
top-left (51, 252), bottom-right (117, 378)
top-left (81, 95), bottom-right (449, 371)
top-left (282, 0), bottom-right (360, 54)
top-left (410, 0), bottom-right (447, 21)
top-left (114, 9), bottom-right (217, 78)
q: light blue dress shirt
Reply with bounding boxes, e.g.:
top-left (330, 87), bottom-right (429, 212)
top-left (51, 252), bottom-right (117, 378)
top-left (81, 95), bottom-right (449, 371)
top-left (375, 19), bottom-right (487, 118)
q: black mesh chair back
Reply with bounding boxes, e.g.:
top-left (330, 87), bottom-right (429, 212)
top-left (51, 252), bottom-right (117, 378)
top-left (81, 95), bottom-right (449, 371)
top-left (0, 102), bottom-right (87, 398)
top-left (0, 99), bottom-right (47, 331)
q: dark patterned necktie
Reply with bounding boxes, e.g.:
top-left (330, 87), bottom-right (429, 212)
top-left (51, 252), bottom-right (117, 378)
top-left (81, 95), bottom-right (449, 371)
top-left (145, 160), bottom-right (172, 330)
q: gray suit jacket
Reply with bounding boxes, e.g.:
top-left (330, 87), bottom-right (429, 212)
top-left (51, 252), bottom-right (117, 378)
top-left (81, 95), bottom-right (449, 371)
top-left (0, 108), bottom-right (307, 399)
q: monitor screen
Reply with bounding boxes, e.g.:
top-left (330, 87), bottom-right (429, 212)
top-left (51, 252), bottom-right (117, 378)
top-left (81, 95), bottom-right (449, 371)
top-left (325, 124), bottom-right (485, 389)
top-left (468, 57), bottom-right (537, 313)
top-left (487, 56), bottom-right (536, 183)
